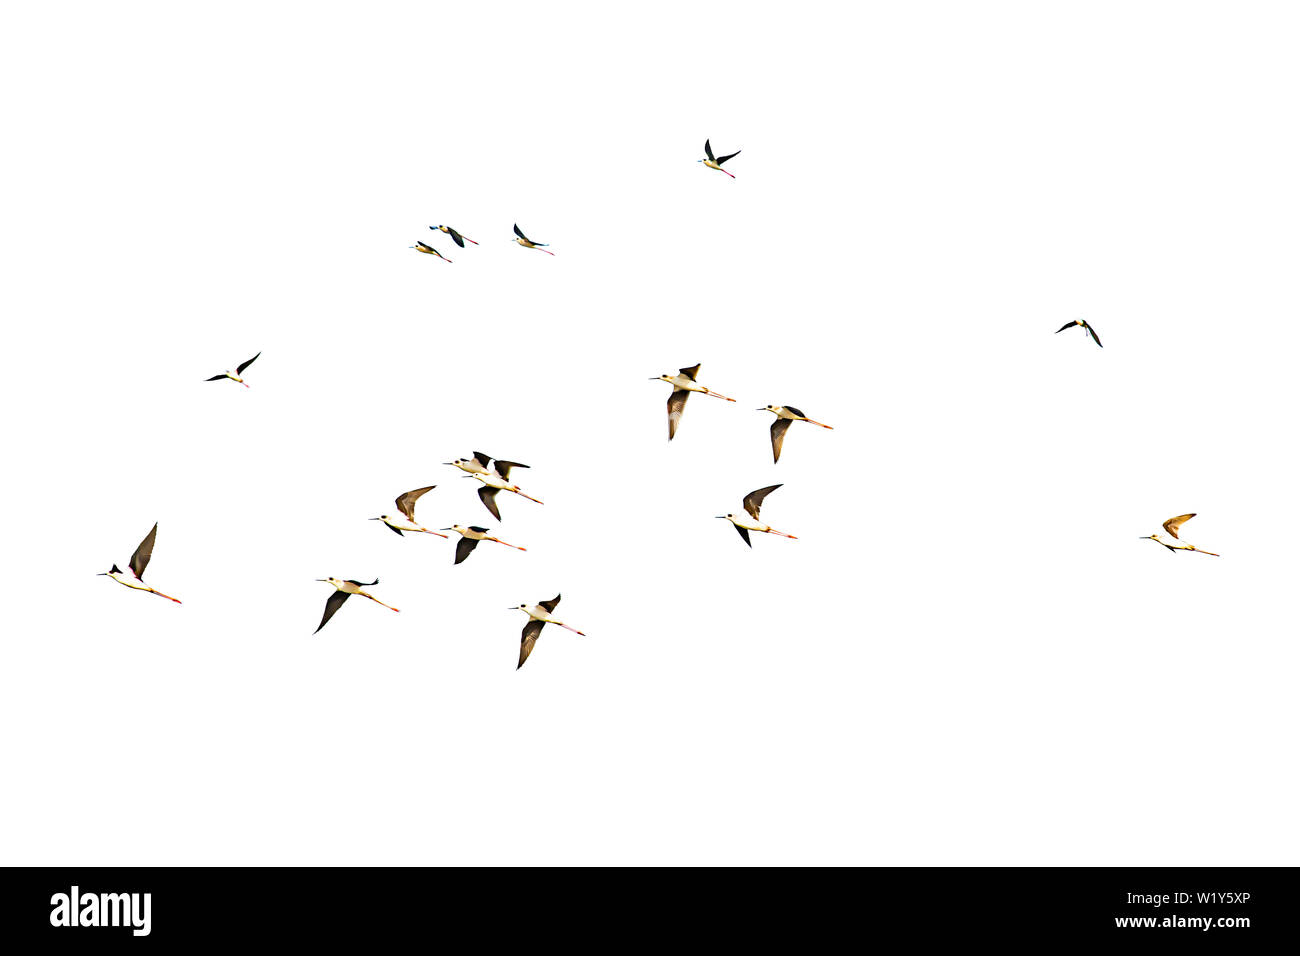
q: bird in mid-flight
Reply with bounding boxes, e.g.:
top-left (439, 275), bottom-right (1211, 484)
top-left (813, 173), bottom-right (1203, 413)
top-left (431, 224), bottom-right (478, 248)
top-left (99, 523), bottom-right (181, 603)
top-left (513, 594), bottom-right (585, 670)
top-left (443, 524), bottom-right (527, 564)
top-left (653, 364), bottom-right (737, 440)
top-left (512, 223), bottom-right (554, 255)
top-left (1056, 318), bottom-right (1102, 348)
top-left (1140, 513), bottom-right (1220, 556)
top-left (314, 577), bottom-right (399, 633)
top-left (759, 405), bottom-right (834, 463)
top-left (446, 452), bottom-right (519, 478)
top-left (205, 352), bottom-right (260, 388)
top-left (371, 486), bottom-right (448, 537)
top-left (470, 459), bottom-right (542, 520)
top-left (718, 485), bottom-right (798, 547)
top-left (699, 138), bottom-right (741, 178)
top-left (412, 240), bottom-right (452, 262)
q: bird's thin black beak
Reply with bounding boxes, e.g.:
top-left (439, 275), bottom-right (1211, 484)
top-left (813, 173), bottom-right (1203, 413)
top-left (715, 516), bottom-right (727, 519)
top-left (440, 528), bottom-right (452, 531)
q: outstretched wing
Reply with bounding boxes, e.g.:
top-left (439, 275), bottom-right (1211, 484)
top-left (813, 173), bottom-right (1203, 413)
top-left (447, 228), bottom-right (466, 248)
top-left (679, 364), bottom-right (701, 380)
top-left (733, 524), bottom-right (752, 548)
top-left (667, 390), bottom-right (690, 440)
top-left (770, 418), bottom-right (792, 464)
top-left (493, 460), bottom-right (529, 480)
top-left (744, 484), bottom-right (782, 520)
top-left (315, 590), bottom-right (351, 634)
top-left (478, 486), bottom-right (502, 520)
top-left (1055, 321), bottom-right (1077, 333)
top-left (518, 620), bottom-right (546, 670)
top-left (472, 451), bottom-right (493, 469)
top-left (454, 537), bottom-right (481, 565)
top-left (129, 523), bottom-right (158, 580)
top-left (539, 594), bottom-right (561, 613)
top-left (513, 223), bottom-right (528, 242)
top-left (236, 352), bottom-right (261, 374)
top-left (716, 149), bottom-right (741, 165)
top-left (386, 523), bottom-right (404, 537)
top-left (703, 138), bottom-right (715, 162)
top-left (1163, 513), bottom-right (1196, 539)
top-left (205, 374), bottom-right (227, 381)
top-left (1084, 321), bottom-right (1103, 348)
top-left (395, 485), bottom-right (435, 522)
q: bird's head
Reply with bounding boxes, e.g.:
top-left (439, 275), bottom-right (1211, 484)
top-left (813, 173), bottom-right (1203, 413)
top-left (652, 373), bottom-right (673, 383)
top-left (717, 514), bottom-right (735, 521)
top-left (318, 577), bottom-right (343, 586)
top-left (761, 404), bottom-right (779, 412)
top-left (447, 524), bottom-right (467, 534)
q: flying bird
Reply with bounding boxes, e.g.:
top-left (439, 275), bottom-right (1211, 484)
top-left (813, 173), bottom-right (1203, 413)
top-left (442, 524), bottom-right (527, 564)
top-left (470, 459), bottom-right (542, 520)
top-left (717, 484), bottom-right (798, 547)
top-left (759, 405), bottom-right (835, 463)
top-left (412, 240), bottom-right (452, 262)
top-left (314, 577), bottom-right (399, 633)
top-left (431, 224), bottom-right (478, 248)
top-left (512, 594), bottom-right (585, 670)
top-left (699, 138), bottom-right (741, 178)
top-left (1056, 318), bottom-right (1102, 348)
top-left (653, 364), bottom-right (737, 440)
top-left (512, 223), bottom-right (554, 255)
top-left (445, 452), bottom-right (524, 478)
top-left (205, 352), bottom-right (260, 387)
top-left (1140, 513), bottom-right (1220, 556)
top-left (98, 522), bottom-right (181, 603)
top-left (371, 486), bottom-right (448, 537)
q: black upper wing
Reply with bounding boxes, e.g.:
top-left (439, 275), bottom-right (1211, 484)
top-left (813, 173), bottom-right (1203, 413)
top-left (770, 418), bottom-right (792, 464)
top-left (716, 149), bottom-right (741, 165)
top-left (454, 537), bottom-right (480, 565)
top-left (478, 486), bottom-right (502, 520)
top-left (129, 523), bottom-right (158, 580)
top-left (539, 594), bottom-right (561, 613)
top-left (704, 138), bottom-right (715, 162)
top-left (236, 352), bottom-right (261, 374)
top-left (315, 590), bottom-right (351, 634)
top-left (744, 484), bottom-right (782, 520)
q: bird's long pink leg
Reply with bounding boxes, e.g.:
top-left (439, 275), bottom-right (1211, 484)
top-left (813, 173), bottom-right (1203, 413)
top-left (149, 588), bottom-right (182, 604)
top-left (512, 489), bottom-right (545, 505)
top-left (558, 623), bottom-right (585, 636)
top-left (420, 528), bottom-right (450, 538)
top-left (539, 249), bottom-right (556, 256)
top-left (242, 382), bottom-right (251, 388)
top-left (490, 538), bottom-right (527, 551)
top-left (720, 169), bottom-right (736, 178)
top-left (805, 419), bottom-right (833, 429)
top-left (706, 390), bottom-right (737, 402)
top-left (364, 594), bottom-right (401, 612)
top-left (1195, 549), bottom-right (1221, 557)
top-left (766, 529), bottom-right (799, 539)
top-left (464, 237), bottom-right (479, 245)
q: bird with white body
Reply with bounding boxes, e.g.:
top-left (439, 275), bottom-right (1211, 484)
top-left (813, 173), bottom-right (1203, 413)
top-left (1140, 513), bottom-right (1220, 557)
top-left (371, 486), bottom-right (448, 537)
top-left (512, 594), bottom-right (585, 670)
top-left (653, 363), bottom-right (737, 440)
top-left (442, 524), bottom-right (527, 564)
top-left (717, 484), bottom-right (798, 547)
top-left (313, 577), bottom-right (399, 633)
top-left (759, 404), bottom-right (834, 463)
top-left (468, 459), bottom-right (542, 520)
top-left (205, 352), bottom-right (260, 388)
top-left (99, 522), bottom-right (181, 604)
top-left (699, 138), bottom-right (741, 178)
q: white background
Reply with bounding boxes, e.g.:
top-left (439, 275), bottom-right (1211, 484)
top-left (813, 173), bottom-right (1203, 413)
top-left (3, 1), bottom-right (1298, 865)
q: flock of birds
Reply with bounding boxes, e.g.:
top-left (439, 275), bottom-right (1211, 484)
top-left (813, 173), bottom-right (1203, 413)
top-left (99, 139), bottom-right (1221, 670)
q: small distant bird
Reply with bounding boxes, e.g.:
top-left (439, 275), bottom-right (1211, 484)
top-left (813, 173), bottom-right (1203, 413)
top-left (98, 522), bottom-right (181, 603)
top-left (699, 138), bottom-right (741, 178)
top-left (512, 594), bottom-right (585, 670)
top-left (445, 452), bottom-right (517, 478)
top-left (759, 405), bottom-right (835, 463)
top-left (1056, 318), bottom-right (1102, 348)
top-left (470, 459), bottom-right (542, 520)
top-left (652, 364), bottom-right (737, 440)
top-left (442, 524), bottom-right (527, 564)
top-left (371, 486), bottom-right (448, 537)
top-left (431, 225), bottom-right (478, 248)
top-left (412, 240), bottom-right (452, 262)
top-left (205, 352), bottom-right (260, 387)
top-left (512, 223), bottom-right (554, 255)
top-left (1140, 513), bottom-right (1220, 556)
top-left (717, 484), bottom-right (798, 547)
top-left (314, 577), bottom-right (399, 633)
